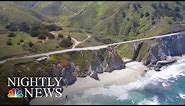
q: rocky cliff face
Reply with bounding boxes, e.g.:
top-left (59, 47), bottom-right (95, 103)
top-left (69, 47), bottom-right (125, 81)
top-left (105, 47), bottom-right (125, 72)
top-left (89, 47), bottom-right (125, 80)
top-left (52, 62), bottom-right (77, 85)
top-left (117, 32), bottom-right (185, 65)
top-left (143, 33), bottom-right (185, 65)
top-left (13, 47), bottom-right (125, 86)
top-left (12, 47), bottom-right (125, 103)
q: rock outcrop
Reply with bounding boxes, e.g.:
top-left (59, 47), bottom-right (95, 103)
top-left (105, 47), bottom-right (125, 72)
top-left (90, 50), bottom-right (105, 74)
top-left (144, 33), bottom-right (185, 65)
top-left (13, 47), bottom-right (126, 83)
top-left (61, 62), bottom-right (77, 86)
top-left (69, 47), bottom-right (125, 80)
top-left (90, 71), bottom-right (99, 80)
top-left (117, 32), bottom-right (185, 65)
top-left (53, 62), bottom-right (77, 86)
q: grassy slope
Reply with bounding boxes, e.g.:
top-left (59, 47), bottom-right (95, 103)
top-left (0, 2), bottom-right (42, 26)
top-left (0, 31), bottom-right (72, 59)
top-left (65, 1), bottom-right (185, 60)
top-left (0, 32), bottom-right (37, 59)
top-left (68, 1), bottom-right (185, 41)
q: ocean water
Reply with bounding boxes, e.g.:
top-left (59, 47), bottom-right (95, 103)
top-left (62, 56), bottom-right (185, 105)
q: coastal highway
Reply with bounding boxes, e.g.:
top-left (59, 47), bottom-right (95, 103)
top-left (0, 31), bottom-right (184, 64)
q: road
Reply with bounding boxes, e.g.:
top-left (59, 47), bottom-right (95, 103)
top-left (71, 34), bottom-right (90, 48)
top-left (50, 30), bottom-right (91, 48)
top-left (0, 31), bottom-right (184, 64)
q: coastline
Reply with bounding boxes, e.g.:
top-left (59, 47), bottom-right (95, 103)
top-left (30, 60), bottom-right (147, 105)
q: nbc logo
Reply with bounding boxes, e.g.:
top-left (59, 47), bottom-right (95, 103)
top-left (8, 88), bottom-right (24, 98)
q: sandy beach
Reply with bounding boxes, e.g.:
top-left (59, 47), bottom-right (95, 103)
top-left (30, 61), bottom-right (147, 105)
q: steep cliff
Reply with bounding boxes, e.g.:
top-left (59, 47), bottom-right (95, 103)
top-left (118, 32), bottom-right (185, 65)
top-left (13, 47), bottom-right (125, 86)
top-left (143, 33), bottom-right (185, 65)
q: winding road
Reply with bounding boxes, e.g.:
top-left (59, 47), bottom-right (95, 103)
top-left (0, 31), bottom-right (184, 64)
top-left (50, 30), bottom-right (91, 48)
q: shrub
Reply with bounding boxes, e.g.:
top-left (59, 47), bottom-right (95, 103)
top-left (151, 21), bottom-right (155, 25)
top-left (67, 35), bottom-right (72, 41)
top-left (45, 24), bottom-right (63, 31)
top-left (168, 20), bottom-right (172, 24)
top-left (8, 32), bottom-right (16, 37)
top-left (19, 22), bottom-right (30, 32)
top-left (140, 13), bottom-right (144, 18)
top-left (59, 38), bottom-right (73, 48)
top-left (20, 39), bottom-right (24, 42)
top-left (38, 35), bottom-right (46, 40)
top-left (7, 41), bottom-right (13, 45)
top-left (28, 41), bottom-right (33, 47)
top-left (17, 42), bottom-right (20, 45)
top-left (58, 33), bottom-right (64, 38)
top-left (145, 12), bottom-right (150, 17)
top-left (48, 33), bottom-right (55, 39)
top-left (29, 29), bottom-right (38, 37)
top-left (5, 23), bottom-right (18, 31)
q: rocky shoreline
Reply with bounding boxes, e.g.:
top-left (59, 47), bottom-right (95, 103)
top-left (30, 61), bottom-right (146, 105)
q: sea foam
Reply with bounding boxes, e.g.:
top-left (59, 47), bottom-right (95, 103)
top-left (63, 57), bottom-right (185, 105)
top-left (179, 93), bottom-right (185, 100)
top-left (138, 96), bottom-right (160, 105)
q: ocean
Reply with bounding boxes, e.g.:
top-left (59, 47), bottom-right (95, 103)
top-left (62, 56), bottom-right (185, 105)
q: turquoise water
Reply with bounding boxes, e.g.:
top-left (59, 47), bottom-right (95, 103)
top-left (63, 57), bottom-right (185, 105)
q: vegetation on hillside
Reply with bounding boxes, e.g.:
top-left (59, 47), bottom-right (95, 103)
top-left (67, 1), bottom-right (185, 42)
top-left (1, 1), bottom-right (185, 60)
top-left (5, 22), bottom-right (62, 39)
top-left (2, 1), bottom-right (185, 42)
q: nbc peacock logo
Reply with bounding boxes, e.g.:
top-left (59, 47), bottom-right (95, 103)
top-left (8, 88), bottom-right (24, 98)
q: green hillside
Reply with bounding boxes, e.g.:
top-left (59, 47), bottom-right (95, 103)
top-left (0, 1), bottom-right (185, 59)
top-left (7, 1), bottom-right (185, 42)
top-left (67, 1), bottom-right (185, 42)
top-left (0, 2), bottom-right (44, 27)
top-left (14, 1), bottom-right (87, 17)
